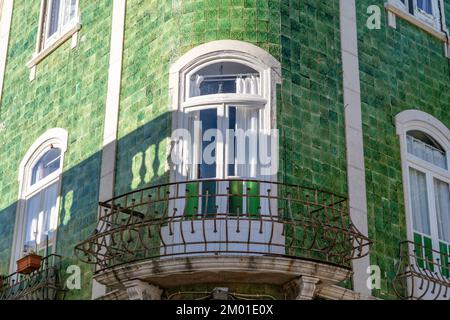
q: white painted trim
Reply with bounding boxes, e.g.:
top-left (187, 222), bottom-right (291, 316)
top-left (385, 2), bottom-right (450, 45)
top-left (92, 0), bottom-right (126, 300)
top-left (27, 23), bottom-right (81, 69)
top-left (10, 128), bottom-right (68, 274)
top-left (339, 0), bottom-right (371, 296)
top-left (0, 0), bottom-right (13, 105)
top-left (168, 40), bottom-right (281, 113)
top-left (396, 110), bottom-right (450, 146)
top-left (18, 128), bottom-right (68, 182)
top-left (27, 0), bottom-right (81, 80)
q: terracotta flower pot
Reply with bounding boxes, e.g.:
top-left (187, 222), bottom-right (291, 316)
top-left (17, 253), bottom-right (42, 275)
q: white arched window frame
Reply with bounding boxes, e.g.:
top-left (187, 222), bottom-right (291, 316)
top-left (168, 40), bottom-right (281, 184)
top-left (9, 128), bottom-right (68, 273)
top-left (396, 110), bottom-right (450, 281)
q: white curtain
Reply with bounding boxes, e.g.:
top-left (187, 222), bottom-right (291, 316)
top-left (434, 179), bottom-right (450, 243)
top-left (417, 0), bottom-right (433, 14)
top-left (409, 168), bottom-right (431, 235)
top-left (48, 0), bottom-right (61, 37)
top-left (236, 108), bottom-right (258, 178)
top-left (63, 0), bottom-right (77, 26)
top-left (190, 75), bottom-right (204, 97)
top-left (407, 135), bottom-right (447, 169)
top-left (43, 183), bottom-right (59, 239)
top-left (236, 76), bottom-right (260, 95)
top-left (24, 194), bottom-right (42, 251)
top-left (24, 183), bottom-right (59, 252)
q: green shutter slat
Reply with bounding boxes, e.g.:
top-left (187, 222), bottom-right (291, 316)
top-left (423, 236), bottom-right (434, 272)
top-left (439, 242), bottom-right (449, 278)
top-left (229, 180), bottom-right (243, 216)
top-left (247, 181), bottom-right (260, 218)
top-left (185, 182), bottom-right (199, 217)
top-left (202, 181), bottom-right (217, 216)
top-left (413, 233), bottom-right (425, 269)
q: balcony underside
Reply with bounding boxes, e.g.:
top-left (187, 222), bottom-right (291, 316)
top-left (95, 255), bottom-right (352, 290)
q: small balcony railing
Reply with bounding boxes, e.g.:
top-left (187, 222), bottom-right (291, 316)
top-left (75, 179), bottom-right (371, 273)
top-left (0, 254), bottom-right (63, 300)
top-left (393, 241), bottom-right (450, 300)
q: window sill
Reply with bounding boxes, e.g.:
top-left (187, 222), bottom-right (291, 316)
top-left (26, 23), bottom-right (82, 69)
top-left (385, 3), bottom-right (450, 45)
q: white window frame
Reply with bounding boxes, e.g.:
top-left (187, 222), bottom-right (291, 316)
top-left (396, 110), bottom-right (450, 276)
top-left (42, 0), bottom-right (80, 50)
top-left (9, 128), bottom-right (68, 274)
top-left (26, 0), bottom-right (81, 80)
top-left (388, 0), bottom-right (446, 30)
top-left (168, 40), bottom-right (281, 184)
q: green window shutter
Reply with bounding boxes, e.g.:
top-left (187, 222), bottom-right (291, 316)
top-left (439, 242), bottom-right (450, 278)
top-left (423, 236), bottom-right (434, 272)
top-left (229, 180), bottom-right (243, 216)
top-left (246, 181), bottom-right (260, 217)
top-left (413, 233), bottom-right (425, 269)
top-left (201, 181), bottom-right (217, 216)
top-left (185, 182), bottom-right (199, 217)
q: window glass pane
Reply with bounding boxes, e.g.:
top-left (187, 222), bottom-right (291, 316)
top-left (226, 106), bottom-right (260, 178)
top-left (409, 168), bottom-right (431, 235)
top-left (23, 183), bottom-right (59, 253)
top-left (31, 148), bottom-right (62, 185)
top-left (407, 132), bottom-right (447, 169)
top-left (434, 179), bottom-right (450, 243)
top-left (189, 62), bottom-right (260, 97)
top-left (24, 194), bottom-right (42, 251)
top-left (417, 0), bottom-right (433, 14)
top-left (235, 107), bottom-right (259, 178)
top-left (227, 107), bottom-right (237, 177)
top-left (62, 0), bottom-right (77, 26)
top-left (43, 183), bottom-right (59, 236)
top-left (199, 109), bottom-right (217, 179)
top-left (47, 0), bottom-right (61, 38)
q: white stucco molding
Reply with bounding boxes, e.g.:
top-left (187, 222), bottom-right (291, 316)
top-left (168, 40), bottom-right (281, 112)
top-left (92, 0), bottom-right (127, 300)
top-left (340, 0), bottom-right (371, 296)
top-left (395, 109), bottom-right (450, 149)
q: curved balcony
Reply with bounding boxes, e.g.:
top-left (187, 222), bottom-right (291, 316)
top-left (393, 241), bottom-right (450, 300)
top-left (75, 179), bottom-right (370, 292)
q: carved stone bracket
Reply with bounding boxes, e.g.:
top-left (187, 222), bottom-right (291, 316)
top-left (284, 276), bottom-right (321, 300)
top-left (124, 280), bottom-right (163, 300)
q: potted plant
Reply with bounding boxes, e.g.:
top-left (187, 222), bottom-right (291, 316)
top-left (17, 245), bottom-right (42, 275)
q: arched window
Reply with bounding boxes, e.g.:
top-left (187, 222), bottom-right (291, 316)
top-left (169, 41), bottom-right (281, 216)
top-left (10, 129), bottom-right (68, 271)
top-left (396, 111), bottom-right (450, 280)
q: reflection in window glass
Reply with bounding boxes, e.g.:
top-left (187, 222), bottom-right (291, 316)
top-left (31, 148), bottom-right (62, 185)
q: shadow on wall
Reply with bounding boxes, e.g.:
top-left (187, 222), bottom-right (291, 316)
top-left (0, 110), bottom-right (172, 299)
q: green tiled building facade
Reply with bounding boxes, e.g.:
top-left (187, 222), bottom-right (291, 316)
top-left (0, 0), bottom-right (448, 300)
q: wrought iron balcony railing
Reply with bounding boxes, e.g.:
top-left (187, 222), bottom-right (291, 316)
top-left (74, 179), bottom-right (371, 273)
top-left (393, 241), bottom-right (450, 300)
top-left (0, 254), bottom-right (63, 300)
